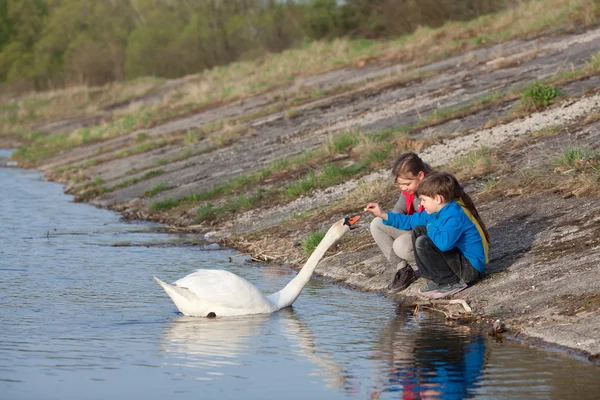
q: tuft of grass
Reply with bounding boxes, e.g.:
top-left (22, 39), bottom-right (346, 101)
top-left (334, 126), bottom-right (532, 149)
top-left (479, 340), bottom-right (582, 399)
top-left (106, 169), bottom-right (165, 192)
top-left (301, 231), bottom-right (325, 256)
top-left (482, 178), bottom-right (498, 192)
top-left (149, 198), bottom-right (180, 212)
top-left (196, 203), bottom-right (217, 221)
top-left (449, 147), bottom-right (510, 180)
top-left (136, 132), bottom-right (149, 142)
top-left (326, 131), bottom-right (361, 154)
top-left (284, 107), bottom-right (302, 119)
top-left (194, 188), bottom-right (269, 223)
top-left (518, 81), bottom-right (560, 111)
top-left (143, 183), bottom-right (169, 197)
top-left (530, 124), bottom-right (564, 139)
top-left (553, 147), bottom-right (600, 173)
top-left (286, 171), bottom-right (318, 197)
top-left (417, 91), bottom-right (502, 128)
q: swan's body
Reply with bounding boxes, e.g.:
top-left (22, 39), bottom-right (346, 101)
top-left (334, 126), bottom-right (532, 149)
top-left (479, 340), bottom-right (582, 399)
top-left (154, 216), bottom-right (359, 317)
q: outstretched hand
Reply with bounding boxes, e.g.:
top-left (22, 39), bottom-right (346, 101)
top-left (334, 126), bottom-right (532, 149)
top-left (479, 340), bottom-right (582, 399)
top-left (364, 203), bottom-right (386, 220)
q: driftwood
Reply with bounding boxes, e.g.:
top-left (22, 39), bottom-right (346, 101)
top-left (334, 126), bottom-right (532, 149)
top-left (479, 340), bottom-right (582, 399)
top-left (228, 252), bottom-right (252, 262)
top-left (411, 299), bottom-right (473, 313)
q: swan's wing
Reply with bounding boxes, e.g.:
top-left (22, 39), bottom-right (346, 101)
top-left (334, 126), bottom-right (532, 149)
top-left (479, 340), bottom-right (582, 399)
top-left (173, 269), bottom-right (271, 310)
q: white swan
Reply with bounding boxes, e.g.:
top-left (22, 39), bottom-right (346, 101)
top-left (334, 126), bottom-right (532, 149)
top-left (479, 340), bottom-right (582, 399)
top-left (154, 215), bottom-right (360, 317)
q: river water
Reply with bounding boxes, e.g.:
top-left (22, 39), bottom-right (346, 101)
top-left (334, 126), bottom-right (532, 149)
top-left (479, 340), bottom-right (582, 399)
top-left (1, 149), bottom-right (599, 400)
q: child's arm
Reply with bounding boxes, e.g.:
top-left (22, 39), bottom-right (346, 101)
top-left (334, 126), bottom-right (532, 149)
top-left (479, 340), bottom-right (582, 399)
top-left (364, 203), bottom-right (429, 230)
top-left (385, 209), bottom-right (430, 230)
top-left (427, 217), bottom-right (463, 251)
top-left (364, 203), bottom-right (387, 220)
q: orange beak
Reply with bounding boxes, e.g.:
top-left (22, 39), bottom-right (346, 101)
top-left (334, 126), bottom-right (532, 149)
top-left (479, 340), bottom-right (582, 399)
top-left (346, 215), bottom-right (360, 227)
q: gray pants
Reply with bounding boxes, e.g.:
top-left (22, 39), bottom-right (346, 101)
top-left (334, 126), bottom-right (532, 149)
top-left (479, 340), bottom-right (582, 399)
top-left (369, 217), bottom-right (416, 271)
top-left (412, 226), bottom-right (483, 285)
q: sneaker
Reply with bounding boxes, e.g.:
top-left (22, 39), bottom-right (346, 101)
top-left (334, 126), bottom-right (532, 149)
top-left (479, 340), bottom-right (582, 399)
top-left (428, 281), bottom-right (468, 299)
top-left (388, 267), bottom-right (418, 293)
top-left (419, 280), bottom-right (441, 295)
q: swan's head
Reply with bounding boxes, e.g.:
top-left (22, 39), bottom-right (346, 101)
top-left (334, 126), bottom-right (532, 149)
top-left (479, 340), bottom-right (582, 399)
top-left (326, 215), bottom-right (360, 239)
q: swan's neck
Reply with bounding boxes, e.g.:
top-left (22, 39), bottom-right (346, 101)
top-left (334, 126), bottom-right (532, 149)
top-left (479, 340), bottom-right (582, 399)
top-left (268, 232), bottom-right (339, 310)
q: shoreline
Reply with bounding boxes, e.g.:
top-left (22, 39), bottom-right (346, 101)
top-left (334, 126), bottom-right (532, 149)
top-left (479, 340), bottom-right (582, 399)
top-left (4, 22), bottom-right (600, 364)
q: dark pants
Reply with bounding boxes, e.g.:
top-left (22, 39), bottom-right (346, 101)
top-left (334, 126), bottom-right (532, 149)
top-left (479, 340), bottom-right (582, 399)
top-left (412, 226), bottom-right (483, 286)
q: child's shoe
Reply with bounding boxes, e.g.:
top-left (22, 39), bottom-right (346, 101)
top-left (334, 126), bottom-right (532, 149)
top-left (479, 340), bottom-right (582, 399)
top-left (419, 280), bottom-right (440, 295)
top-left (429, 281), bottom-right (468, 299)
top-left (388, 266), bottom-right (418, 293)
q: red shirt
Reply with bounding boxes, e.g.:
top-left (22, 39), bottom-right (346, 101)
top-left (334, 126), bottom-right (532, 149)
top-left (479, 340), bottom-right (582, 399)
top-left (403, 190), bottom-right (424, 215)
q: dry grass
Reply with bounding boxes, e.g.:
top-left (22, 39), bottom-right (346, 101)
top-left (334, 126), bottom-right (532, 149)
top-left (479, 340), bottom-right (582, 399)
top-left (167, 0), bottom-right (598, 110)
top-left (448, 147), bottom-right (513, 182)
top-left (5, 0), bottom-right (597, 163)
top-left (0, 77), bottom-right (163, 139)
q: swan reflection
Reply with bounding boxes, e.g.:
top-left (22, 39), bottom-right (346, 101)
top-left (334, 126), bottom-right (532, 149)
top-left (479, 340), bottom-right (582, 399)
top-left (160, 308), bottom-right (349, 389)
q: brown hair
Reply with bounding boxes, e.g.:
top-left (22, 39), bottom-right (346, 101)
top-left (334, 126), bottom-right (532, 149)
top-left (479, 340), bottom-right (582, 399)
top-left (417, 172), bottom-right (490, 242)
top-left (391, 152), bottom-right (434, 180)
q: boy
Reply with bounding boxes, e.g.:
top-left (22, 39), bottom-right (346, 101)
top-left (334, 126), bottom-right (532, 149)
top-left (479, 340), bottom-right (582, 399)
top-left (364, 172), bottom-right (489, 299)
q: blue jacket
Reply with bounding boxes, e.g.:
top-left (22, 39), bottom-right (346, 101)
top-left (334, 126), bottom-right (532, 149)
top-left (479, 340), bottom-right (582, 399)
top-left (383, 201), bottom-right (487, 272)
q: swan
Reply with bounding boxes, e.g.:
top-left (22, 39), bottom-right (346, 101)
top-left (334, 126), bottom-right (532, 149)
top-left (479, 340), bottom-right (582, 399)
top-left (154, 215), bottom-right (360, 317)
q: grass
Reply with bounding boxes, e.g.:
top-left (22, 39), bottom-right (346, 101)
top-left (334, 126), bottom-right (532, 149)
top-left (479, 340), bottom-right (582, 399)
top-left (448, 147), bottom-right (511, 181)
top-left (301, 231), bottom-right (325, 256)
top-left (517, 81), bottom-right (561, 112)
top-left (105, 169), bottom-right (165, 192)
top-left (4, 0), bottom-right (599, 236)
top-left (415, 91), bottom-right (503, 129)
top-left (553, 147), bottom-right (600, 173)
top-left (149, 198), bottom-right (180, 212)
top-left (194, 189), bottom-right (269, 223)
top-left (326, 131), bottom-right (361, 154)
top-left (145, 125), bottom-right (418, 223)
top-left (5, 0), bottom-right (597, 164)
top-left (145, 125), bottom-right (423, 222)
top-left (143, 183), bottom-right (169, 197)
top-left (477, 145), bottom-right (600, 202)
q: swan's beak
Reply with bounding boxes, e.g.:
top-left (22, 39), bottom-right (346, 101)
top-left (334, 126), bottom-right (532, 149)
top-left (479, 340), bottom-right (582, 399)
top-left (344, 215), bottom-right (360, 229)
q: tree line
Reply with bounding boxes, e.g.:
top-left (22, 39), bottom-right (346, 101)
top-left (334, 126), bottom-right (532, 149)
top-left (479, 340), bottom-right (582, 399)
top-left (0, 0), bottom-right (511, 91)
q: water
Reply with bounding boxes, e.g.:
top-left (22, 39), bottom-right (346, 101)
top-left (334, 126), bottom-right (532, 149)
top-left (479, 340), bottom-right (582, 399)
top-left (1, 156), bottom-right (599, 400)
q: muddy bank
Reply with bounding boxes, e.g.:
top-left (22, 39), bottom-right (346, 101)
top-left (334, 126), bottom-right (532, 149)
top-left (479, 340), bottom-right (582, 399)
top-left (9, 25), bottom-right (600, 362)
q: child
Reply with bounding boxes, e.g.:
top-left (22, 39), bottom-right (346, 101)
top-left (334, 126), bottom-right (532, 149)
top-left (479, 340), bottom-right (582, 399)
top-left (365, 172), bottom-right (490, 299)
top-left (370, 152), bottom-right (434, 292)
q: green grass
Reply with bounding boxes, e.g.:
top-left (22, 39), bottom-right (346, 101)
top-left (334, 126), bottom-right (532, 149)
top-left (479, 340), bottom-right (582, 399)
top-left (416, 91), bottom-right (502, 128)
top-left (149, 198), bottom-right (180, 212)
top-left (453, 147), bottom-right (493, 170)
top-left (301, 231), bottom-right (325, 256)
top-left (554, 147), bottom-right (599, 172)
top-left (106, 169), bottom-right (165, 192)
top-left (144, 125), bottom-right (410, 217)
top-left (143, 183), bottom-right (169, 197)
top-left (194, 188), bottom-right (269, 223)
top-left (518, 81), bottom-right (560, 111)
top-left (530, 125), bottom-right (564, 139)
top-left (327, 131), bottom-right (361, 153)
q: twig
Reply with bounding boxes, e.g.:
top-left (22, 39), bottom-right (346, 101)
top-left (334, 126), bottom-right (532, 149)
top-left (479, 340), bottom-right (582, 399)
top-left (411, 299), bottom-right (472, 313)
top-left (420, 305), bottom-right (451, 319)
top-left (229, 252), bottom-right (252, 262)
top-left (413, 305), bottom-right (420, 321)
top-left (351, 242), bottom-right (377, 252)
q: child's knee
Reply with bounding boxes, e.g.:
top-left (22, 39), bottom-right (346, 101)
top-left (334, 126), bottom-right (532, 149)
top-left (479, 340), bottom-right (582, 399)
top-left (369, 217), bottom-right (384, 232)
top-left (393, 234), bottom-right (413, 259)
top-left (414, 235), bottom-right (432, 251)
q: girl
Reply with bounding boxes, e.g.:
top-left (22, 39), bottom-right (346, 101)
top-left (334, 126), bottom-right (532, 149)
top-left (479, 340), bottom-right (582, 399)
top-left (370, 152), bottom-right (434, 292)
top-left (365, 172), bottom-right (490, 299)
